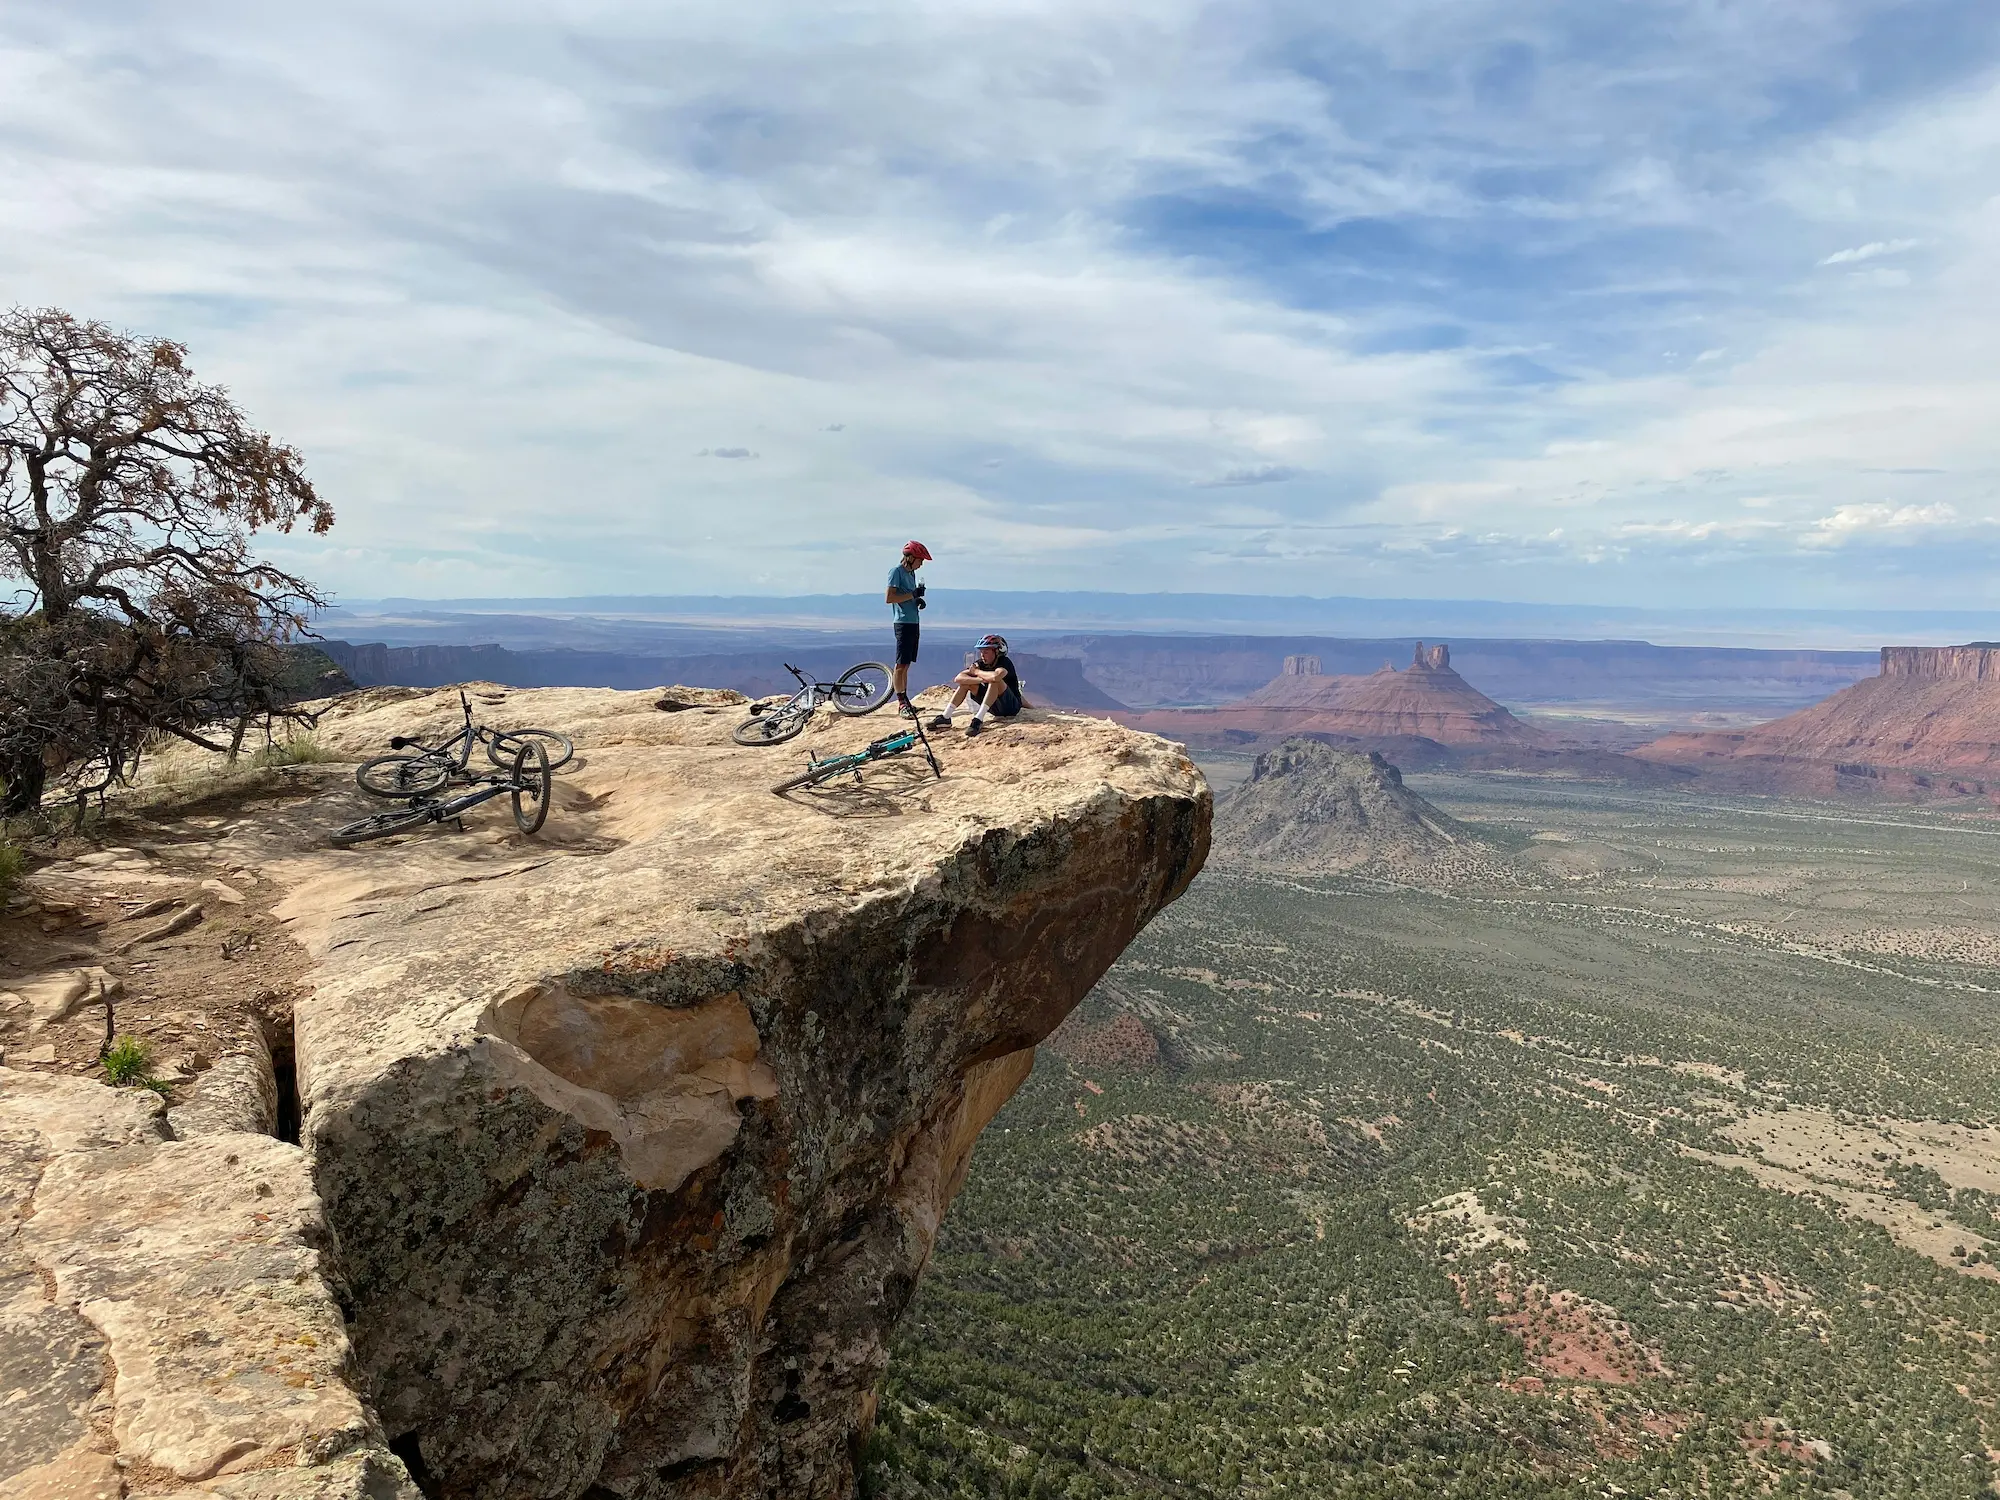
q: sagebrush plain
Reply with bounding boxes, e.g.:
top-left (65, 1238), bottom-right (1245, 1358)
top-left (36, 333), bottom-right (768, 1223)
top-left (868, 767), bottom-right (2000, 1499)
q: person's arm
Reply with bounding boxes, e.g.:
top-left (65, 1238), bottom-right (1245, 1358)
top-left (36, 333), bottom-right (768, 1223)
top-left (886, 586), bottom-right (912, 603)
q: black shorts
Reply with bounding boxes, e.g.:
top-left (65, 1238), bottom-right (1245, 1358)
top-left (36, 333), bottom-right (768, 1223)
top-left (893, 622), bottom-right (920, 666)
top-left (974, 683), bottom-right (1022, 717)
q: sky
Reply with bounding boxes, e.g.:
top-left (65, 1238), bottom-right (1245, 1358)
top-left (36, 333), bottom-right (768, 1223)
top-left (5, 0), bottom-right (2000, 611)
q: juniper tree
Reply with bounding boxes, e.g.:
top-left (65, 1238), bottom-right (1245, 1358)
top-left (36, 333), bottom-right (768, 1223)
top-left (0, 307), bottom-right (334, 814)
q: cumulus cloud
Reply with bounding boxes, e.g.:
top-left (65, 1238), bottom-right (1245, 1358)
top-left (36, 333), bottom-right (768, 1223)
top-left (1801, 501), bottom-right (1977, 546)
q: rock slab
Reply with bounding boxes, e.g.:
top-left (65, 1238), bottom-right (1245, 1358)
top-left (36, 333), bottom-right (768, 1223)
top-left (279, 686), bottom-right (1210, 1498)
top-left (0, 1067), bottom-right (420, 1499)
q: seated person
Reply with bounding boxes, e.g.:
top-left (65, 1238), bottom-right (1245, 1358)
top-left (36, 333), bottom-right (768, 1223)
top-left (930, 634), bottom-right (1025, 736)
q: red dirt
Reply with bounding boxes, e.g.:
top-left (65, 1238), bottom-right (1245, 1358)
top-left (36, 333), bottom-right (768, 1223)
top-left (1457, 1266), bottom-right (1669, 1386)
top-left (1047, 1010), bottom-right (1161, 1070)
top-left (1740, 1417), bottom-right (1827, 1466)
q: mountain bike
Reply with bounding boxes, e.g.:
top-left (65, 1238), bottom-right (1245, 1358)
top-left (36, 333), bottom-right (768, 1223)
top-left (332, 739), bottom-right (552, 847)
top-left (356, 689), bottom-right (575, 798)
top-left (731, 661), bottom-right (894, 747)
top-left (771, 719), bottom-right (943, 794)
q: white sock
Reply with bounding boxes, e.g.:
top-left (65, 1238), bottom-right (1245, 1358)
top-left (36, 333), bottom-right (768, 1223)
top-left (970, 696), bottom-right (991, 723)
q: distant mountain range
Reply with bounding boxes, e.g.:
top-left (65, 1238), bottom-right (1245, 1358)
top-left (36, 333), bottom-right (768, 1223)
top-left (323, 590), bottom-right (2000, 650)
top-left (317, 640), bottom-right (1129, 712)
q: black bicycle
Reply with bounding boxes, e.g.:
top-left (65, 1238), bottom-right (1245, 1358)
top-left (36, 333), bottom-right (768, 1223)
top-left (731, 661), bottom-right (894, 747)
top-left (772, 719), bottom-right (943, 794)
top-left (332, 740), bottom-right (552, 847)
top-left (356, 689), bottom-right (575, 798)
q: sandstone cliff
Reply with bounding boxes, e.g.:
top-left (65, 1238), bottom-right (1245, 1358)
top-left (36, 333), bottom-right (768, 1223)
top-left (1636, 644), bottom-right (2000, 798)
top-left (0, 685), bottom-right (1207, 1500)
top-left (1127, 643), bottom-right (1547, 753)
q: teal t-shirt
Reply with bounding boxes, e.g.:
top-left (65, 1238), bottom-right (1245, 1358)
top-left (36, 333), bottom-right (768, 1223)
top-left (888, 564), bottom-right (920, 624)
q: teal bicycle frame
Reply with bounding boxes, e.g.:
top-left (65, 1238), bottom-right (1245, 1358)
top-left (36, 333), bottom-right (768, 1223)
top-left (773, 721), bottom-right (943, 794)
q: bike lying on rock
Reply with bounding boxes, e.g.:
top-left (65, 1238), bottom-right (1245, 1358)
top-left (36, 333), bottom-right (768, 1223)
top-left (355, 689), bottom-right (575, 798)
top-left (731, 661), bottom-right (894, 746)
top-left (331, 739), bottom-right (552, 847)
top-left (771, 718), bottom-right (943, 794)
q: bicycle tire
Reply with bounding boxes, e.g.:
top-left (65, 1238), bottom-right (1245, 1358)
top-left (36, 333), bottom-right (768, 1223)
top-left (487, 728), bottom-right (575, 771)
top-left (356, 754), bottom-right (451, 799)
top-left (832, 661), bottom-right (894, 716)
top-left (330, 804), bottom-right (439, 849)
top-left (732, 705), bottom-right (809, 746)
top-left (771, 758), bottom-right (853, 794)
top-left (512, 739), bottom-right (551, 835)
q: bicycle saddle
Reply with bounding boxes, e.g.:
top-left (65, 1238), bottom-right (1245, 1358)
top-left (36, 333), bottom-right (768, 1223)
top-left (389, 736), bottom-right (412, 749)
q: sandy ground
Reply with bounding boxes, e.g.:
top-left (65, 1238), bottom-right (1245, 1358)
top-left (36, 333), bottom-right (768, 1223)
top-left (1680, 1107), bottom-right (2000, 1279)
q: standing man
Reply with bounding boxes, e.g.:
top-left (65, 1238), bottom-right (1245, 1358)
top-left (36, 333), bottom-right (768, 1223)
top-left (886, 540), bottom-right (932, 717)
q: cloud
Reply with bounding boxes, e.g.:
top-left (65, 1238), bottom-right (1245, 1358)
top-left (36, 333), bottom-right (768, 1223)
top-left (1197, 464), bottom-right (1301, 488)
top-left (1801, 501), bottom-right (1978, 547)
top-left (1819, 238), bottom-right (1923, 266)
top-left (2, 1), bottom-right (1998, 610)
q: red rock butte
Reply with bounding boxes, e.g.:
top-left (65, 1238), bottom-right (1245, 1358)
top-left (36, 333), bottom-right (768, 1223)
top-left (1636, 643), bottom-right (2000, 797)
top-left (1128, 643), bottom-right (1546, 749)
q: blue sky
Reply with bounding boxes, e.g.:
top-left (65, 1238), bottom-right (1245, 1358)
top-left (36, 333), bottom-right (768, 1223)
top-left (5, 0), bottom-right (2000, 609)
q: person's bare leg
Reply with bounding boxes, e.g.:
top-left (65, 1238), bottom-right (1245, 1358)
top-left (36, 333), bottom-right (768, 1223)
top-left (931, 672), bottom-right (979, 726)
top-left (966, 668), bottom-right (1006, 733)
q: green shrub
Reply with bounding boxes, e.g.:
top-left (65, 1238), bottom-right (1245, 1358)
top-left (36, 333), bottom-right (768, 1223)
top-left (0, 833), bottom-right (23, 901)
top-left (102, 1035), bottom-right (169, 1093)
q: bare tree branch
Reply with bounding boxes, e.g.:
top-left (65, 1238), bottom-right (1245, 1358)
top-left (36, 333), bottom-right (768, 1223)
top-left (0, 307), bottom-right (336, 814)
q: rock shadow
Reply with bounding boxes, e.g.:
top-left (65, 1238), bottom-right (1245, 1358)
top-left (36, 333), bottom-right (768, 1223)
top-left (773, 758), bottom-right (942, 818)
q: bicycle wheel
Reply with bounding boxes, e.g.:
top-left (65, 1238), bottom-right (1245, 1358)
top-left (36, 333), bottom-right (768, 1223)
top-left (356, 754), bottom-right (451, 799)
top-left (487, 728), bottom-right (575, 772)
top-left (330, 804), bottom-right (439, 849)
top-left (832, 661), bottom-right (894, 716)
top-left (771, 758), bottom-right (846, 794)
top-left (732, 703), bottom-right (809, 746)
top-left (511, 739), bottom-right (551, 835)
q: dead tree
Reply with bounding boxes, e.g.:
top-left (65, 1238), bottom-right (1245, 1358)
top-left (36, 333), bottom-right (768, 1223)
top-left (0, 307), bottom-right (334, 814)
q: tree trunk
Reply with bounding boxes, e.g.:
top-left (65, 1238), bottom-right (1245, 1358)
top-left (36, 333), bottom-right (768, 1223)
top-left (0, 751), bottom-right (47, 816)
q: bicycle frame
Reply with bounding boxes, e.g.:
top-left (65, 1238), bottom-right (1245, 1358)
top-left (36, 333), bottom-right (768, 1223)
top-left (768, 665), bottom-right (841, 714)
top-left (776, 718), bottom-right (942, 793)
top-left (388, 690), bottom-right (482, 775)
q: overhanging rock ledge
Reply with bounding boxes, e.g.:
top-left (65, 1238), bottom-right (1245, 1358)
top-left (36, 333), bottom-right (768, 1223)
top-left (282, 685), bottom-right (1210, 1499)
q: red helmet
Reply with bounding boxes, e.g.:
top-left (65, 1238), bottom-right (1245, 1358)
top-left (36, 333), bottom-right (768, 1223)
top-left (902, 540), bottom-right (933, 561)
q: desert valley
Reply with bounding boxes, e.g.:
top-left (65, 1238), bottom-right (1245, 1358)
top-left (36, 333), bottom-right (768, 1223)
top-left (12, 625), bottom-right (2000, 1496)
